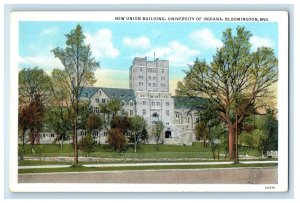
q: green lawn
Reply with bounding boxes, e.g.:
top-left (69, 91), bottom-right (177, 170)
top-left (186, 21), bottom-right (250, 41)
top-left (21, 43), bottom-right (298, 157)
top-left (19, 143), bottom-right (265, 161)
top-left (18, 163), bottom-right (278, 174)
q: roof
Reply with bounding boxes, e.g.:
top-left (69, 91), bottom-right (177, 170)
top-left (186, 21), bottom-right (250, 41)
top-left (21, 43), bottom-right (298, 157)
top-left (79, 86), bottom-right (99, 99)
top-left (101, 87), bottom-right (136, 103)
top-left (172, 96), bottom-right (208, 109)
top-left (80, 86), bottom-right (136, 103)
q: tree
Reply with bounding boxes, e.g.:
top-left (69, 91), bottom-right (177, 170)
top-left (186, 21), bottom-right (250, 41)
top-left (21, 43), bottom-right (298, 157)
top-left (20, 95), bottom-right (45, 145)
top-left (129, 115), bottom-right (147, 153)
top-left (195, 122), bottom-right (208, 148)
top-left (52, 24), bottom-right (100, 164)
top-left (154, 120), bottom-right (164, 151)
top-left (140, 127), bottom-right (149, 143)
top-left (79, 134), bottom-right (97, 156)
top-left (208, 125), bottom-right (227, 160)
top-left (107, 98), bottom-right (121, 117)
top-left (176, 27), bottom-right (278, 160)
top-left (18, 104), bottom-right (35, 155)
top-left (107, 128), bottom-right (127, 152)
top-left (85, 113), bottom-right (103, 144)
top-left (19, 67), bottom-right (52, 104)
top-left (45, 106), bottom-right (72, 149)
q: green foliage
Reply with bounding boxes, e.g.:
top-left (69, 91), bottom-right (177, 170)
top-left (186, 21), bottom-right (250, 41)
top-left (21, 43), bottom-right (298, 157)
top-left (107, 99), bottom-right (121, 117)
top-left (45, 106), bottom-right (72, 143)
top-left (140, 128), bottom-right (149, 143)
top-left (195, 122), bottom-right (208, 147)
top-left (154, 121), bottom-right (164, 143)
top-left (19, 67), bottom-right (52, 103)
top-left (240, 111), bottom-right (278, 156)
top-left (208, 125), bottom-right (227, 160)
top-left (78, 134), bottom-right (97, 156)
top-left (128, 115), bottom-right (147, 152)
top-left (175, 26), bottom-right (278, 160)
top-left (52, 24), bottom-right (100, 164)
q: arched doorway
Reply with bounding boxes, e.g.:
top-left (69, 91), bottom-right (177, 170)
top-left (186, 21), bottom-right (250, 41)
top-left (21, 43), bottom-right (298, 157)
top-left (165, 130), bottom-right (171, 138)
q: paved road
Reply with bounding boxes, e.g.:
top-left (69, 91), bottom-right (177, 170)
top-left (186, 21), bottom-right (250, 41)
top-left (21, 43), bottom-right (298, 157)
top-left (18, 167), bottom-right (277, 184)
top-left (18, 160), bottom-right (278, 169)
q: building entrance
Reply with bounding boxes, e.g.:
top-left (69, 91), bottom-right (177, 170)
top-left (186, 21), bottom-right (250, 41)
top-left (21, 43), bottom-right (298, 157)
top-left (165, 130), bottom-right (171, 138)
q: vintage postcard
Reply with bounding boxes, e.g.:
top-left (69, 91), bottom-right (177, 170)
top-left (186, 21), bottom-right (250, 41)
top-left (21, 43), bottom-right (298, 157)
top-left (9, 11), bottom-right (288, 192)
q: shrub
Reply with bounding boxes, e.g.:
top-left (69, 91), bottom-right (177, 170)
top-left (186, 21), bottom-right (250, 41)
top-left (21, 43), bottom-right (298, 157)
top-left (78, 134), bottom-right (97, 156)
top-left (108, 128), bottom-right (127, 152)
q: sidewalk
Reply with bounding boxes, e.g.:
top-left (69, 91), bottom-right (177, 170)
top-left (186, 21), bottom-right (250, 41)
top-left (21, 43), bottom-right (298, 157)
top-left (18, 160), bottom-right (278, 169)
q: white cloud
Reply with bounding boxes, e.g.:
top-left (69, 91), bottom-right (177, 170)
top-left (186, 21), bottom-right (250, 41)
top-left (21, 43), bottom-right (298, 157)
top-left (40, 27), bottom-right (59, 36)
top-left (123, 36), bottom-right (150, 49)
top-left (19, 56), bottom-right (64, 70)
top-left (189, 28), bottom-right (223, 49)
top-left (94, 68), bottom-right (129, 88)
top-left (250, 36), bottom-right (273, 50)
top-left (85, 29), bottom-right (120, 59)
top-left (143, 41), bottom-right (200, 67)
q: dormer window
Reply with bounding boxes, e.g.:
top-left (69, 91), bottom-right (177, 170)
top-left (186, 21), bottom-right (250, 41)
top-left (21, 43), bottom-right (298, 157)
top-left (85, 93), bottom-right (89, 97)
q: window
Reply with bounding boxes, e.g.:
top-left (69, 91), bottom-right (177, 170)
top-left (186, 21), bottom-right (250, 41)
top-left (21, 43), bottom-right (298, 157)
top-left (50, 133), bottom-right (55, 138)
top-left (153, 83), bottom-right (156, 87)
top-left (148, 83), bottom-right (151, 86)
top-left (99, 91), bottom-right (101, 95)
top-left (102, 98), bottom-right (106, 104)
top-left (42, 134), bottom-right (45, 138)
top-left (129, 101), bottom-right (134, 106)
top-left (130, 110), bottom-right (133, 116)
top-left (143, 109), bottom-right (146, 115)
top-left (85, 93), bottom-right (89, 97)
top-left (152, 101), bottom-right (155, 106)
top-left (148, 76), bottom-right (151, 80)
top-left (139, 82), bottom-right (143, 86)
top-left (80, 130), bottom-right (86, 136)
top-left (166, 102), bottom-right (170, 106)
top-left (139, 75), bottom-right (143, 79)
top-left (166, 122), bottom-right (169, 125)
top-left (121, 109), bottom-right (125, 116)
top-left (92, 130), bottom-right (99, 137)
top-left (187, 117), bottom-right (190, 122)
top-left (162, 69), bottom-right (164, 73)
top-left (104, 131), bottom-right (108, 136)
top-left (157, 102), bottom-right (160, 106)
top-left (96, 98), bottom-right (100, 103)
top-left (142, 101), bottom-right (146, 105)
top-left (176, 112), bottom-right (180, 118)
top-left (161, 77), bottom-right (165, 80)
top-left (166, 110), bottom-right (169, 116)
top-left (93, 106), bottom-right (99, 114)
top-left (140, 67), bottom-right (142, 72)
top-left (122, 101), bottom-right (125, 106)
top-left (153, 76), bottom-right (156, 80)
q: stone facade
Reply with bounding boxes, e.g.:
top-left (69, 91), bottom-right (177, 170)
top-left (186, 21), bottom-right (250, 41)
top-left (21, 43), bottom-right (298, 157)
top-left (22, 57), bottom-right (201, 146)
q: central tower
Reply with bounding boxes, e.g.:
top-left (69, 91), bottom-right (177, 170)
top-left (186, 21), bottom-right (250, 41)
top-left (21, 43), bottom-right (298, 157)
top-left (129, 57), bottom-right (169, 93)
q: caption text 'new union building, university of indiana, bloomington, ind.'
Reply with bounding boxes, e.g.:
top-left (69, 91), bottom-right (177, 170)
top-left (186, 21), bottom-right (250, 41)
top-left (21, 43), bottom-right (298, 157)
top-left (37, 57), bottom-right (204, 146)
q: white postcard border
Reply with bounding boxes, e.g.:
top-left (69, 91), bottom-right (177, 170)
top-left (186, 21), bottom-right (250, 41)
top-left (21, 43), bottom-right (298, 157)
top-left (9, 11), bottom-right (289, 192)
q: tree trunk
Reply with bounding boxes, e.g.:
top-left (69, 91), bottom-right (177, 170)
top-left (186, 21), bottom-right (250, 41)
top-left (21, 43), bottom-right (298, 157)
top-left (74, 114), bottom-right (78, 165)
top-left (228, 124), bottom-right (236, 160)
top-left (30, 129), bottom-right (35, 145)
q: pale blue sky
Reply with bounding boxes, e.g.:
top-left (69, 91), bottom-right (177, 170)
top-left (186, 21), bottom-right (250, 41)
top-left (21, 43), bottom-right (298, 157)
top-left (19, 21), bottom-right (278, 94)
